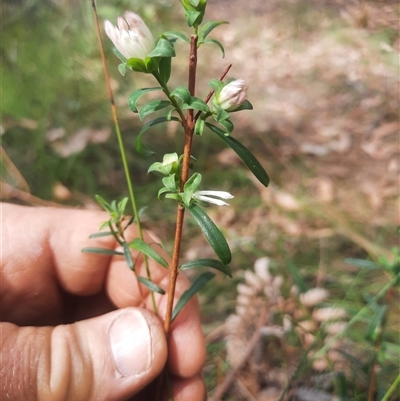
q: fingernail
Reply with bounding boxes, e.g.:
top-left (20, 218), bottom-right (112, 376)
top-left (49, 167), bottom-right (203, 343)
top-left (109, 309), bottom-right (152, 377)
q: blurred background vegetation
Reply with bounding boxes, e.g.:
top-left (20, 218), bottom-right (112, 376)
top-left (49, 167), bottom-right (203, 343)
top-left (1, 0), bottom-right (399, 399)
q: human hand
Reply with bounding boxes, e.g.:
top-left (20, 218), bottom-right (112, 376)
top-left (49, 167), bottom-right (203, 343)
top-left (1, 203), bottom-right (206, 401)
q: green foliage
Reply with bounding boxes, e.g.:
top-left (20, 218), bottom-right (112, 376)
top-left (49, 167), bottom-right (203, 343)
top-left (172, 271), bottom-right (215, 321)
top-left (129, 238), bottom-right (169, 268)
top-left (205, 122), bottom-right (270, 187)
top-left (187, 204), bottom-right (232, 265)
top-left (180, 258), bottom-right (232, 277)
top-left (137, 276), bottom-right (166, 294)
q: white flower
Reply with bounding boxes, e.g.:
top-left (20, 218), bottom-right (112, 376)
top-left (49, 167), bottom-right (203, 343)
top-left (193, 190), bottom-right (234, 206)
top-left (215, 79), bottom-right (249, 111)
top-left (104, 11), bottom-right (155, 60)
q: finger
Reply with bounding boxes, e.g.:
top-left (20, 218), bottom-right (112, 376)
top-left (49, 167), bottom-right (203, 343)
top-left (0, 308), bottom-right (167, 401)
top-left (2, 203), bottom-right (118, 324)
top-left (165, 374), bottom-right (207, 401)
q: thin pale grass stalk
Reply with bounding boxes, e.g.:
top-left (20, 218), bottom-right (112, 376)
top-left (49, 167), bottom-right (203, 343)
top-left (90, 0), bottom-right (157, 313)
top-left (381, 373), bottom-right (400, 401)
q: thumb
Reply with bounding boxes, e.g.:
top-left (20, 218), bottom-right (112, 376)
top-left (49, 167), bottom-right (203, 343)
top-left (1, 308), bottom-right (168, 401)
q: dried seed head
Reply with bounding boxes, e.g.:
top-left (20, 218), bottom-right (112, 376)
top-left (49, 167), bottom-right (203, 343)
top-left (300, 288), bottom-right (329, 307)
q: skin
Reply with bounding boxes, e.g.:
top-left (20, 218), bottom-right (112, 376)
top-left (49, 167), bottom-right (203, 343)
top-left (1, 203), bottom-right (206, 401)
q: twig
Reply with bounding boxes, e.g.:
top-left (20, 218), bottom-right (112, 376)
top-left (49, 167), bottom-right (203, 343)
top-left (209, 307), bottom-right (268, 401)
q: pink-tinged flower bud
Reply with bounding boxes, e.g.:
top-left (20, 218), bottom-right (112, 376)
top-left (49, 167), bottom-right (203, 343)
top-left (104, 11), bottom-right (155, 60)
top-left (215, 79), bottom-right (249, 112)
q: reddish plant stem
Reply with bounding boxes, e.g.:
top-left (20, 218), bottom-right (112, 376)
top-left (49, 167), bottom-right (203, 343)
top-left (164, 35), bottom-right (198, 336)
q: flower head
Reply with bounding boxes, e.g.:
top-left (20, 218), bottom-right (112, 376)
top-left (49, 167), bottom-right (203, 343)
top-left (104, 11), bottom-right (155, 60)
top-left (193, 190), bottom-right (234, 206)
top-left (215, 79), bottom-right (249, 112)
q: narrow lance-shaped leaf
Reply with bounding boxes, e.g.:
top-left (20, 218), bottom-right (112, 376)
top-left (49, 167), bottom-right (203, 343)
top-left (95, 194), bottom-right (112, 213)
top-left (187, 204), bottom-right (231, 265)
top-left (138, 99), bottom-right (171, 121)
top-left (136, 116), bottom-right (180, 156)
top-left (198, 20), bottom-right (228, 43)
top-left (172, 272), bottom-right (215, 321)
top-left (163, 31), bottom-right (190, 43)
top-left (202, 38), bottom-right (225, 58)
top-left (81, 247), bottom-right (124, 256)
top-left (89, 231), bottom-right (113, 239)
top-left (365, 304), bottom-right (388, 342)
top-left (137, 276), bottom-right (166, 295)
top-left (344, 258), bottom-right (380, 270)
top-left (123, 242), bottom-right (135, 271)
top-left (180, 258), bottom-right (232, 277)
top-left (128, 87), bottom-right (162, 113)
top-left (206, 122), bottom-right (270, 187)
top-left (129, 238), bottom-right (169, 268)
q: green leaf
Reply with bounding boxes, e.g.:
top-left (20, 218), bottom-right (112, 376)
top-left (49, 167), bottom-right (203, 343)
top-left (206, 122), bottom-right (270, 187)
top-left (215, 105), bottom-right (231, 122)
top-left (202, 38), bottom-right (225, 57)
top-left (172, 272), bottom-right (215, 321)
top-left (231, 99), bottom-right (253, 112)
top-left (81, 247), bottom-right (124, 256)
top-left (95, 194), bottom-right (112, 213)
top-left (183, 96), bottom-right (210, 113)
top-left (148, 36), bottom-right (176, 58)
top-left (128, 87), bottom-right (161, 113)
top-left (158, 186), bottom-right (176, 200)
top-left (118, 197), bottom-right (129, 215)
top-left (170, 85), bottom-right (191, 105)
top-left (126, 57), bottom-right (148, 73)
top-left (113, 47), bottom-right (127, 62)
top-left (159, 57), bottom-right (172, 84)
top-left (182, 172), bottom-right (202, 207)
top-left (89, 231), bottom-right (113, 239)
top-left (187, 204), bottom-right (232, 264)
top-left (137, 276), bottom-right (166, 294)
top-left (118, 62), bottom-right (127, 77)
top-left (123, 242), bottom-right (135, 271)
top-left (129, 238), bottom-right (169, 268)
top-left (163, 31), bottom-right (190, 43)
top-left (144, 56), bottom-right (160, 73)
top-left (194, 118), bottom-right (205, 136)
top-left (162, 174), bottom-right (178, 191)
top-left (136, 116), bottom-right (180, 156)
top-left (198, 20), bottom-right (228, 43)
top-left (138, 99), bottom-right (171, 121)
top-left (218, 118), bottom-right (234, 135)
top-left (345, 258), bottom-right (380, 270)
top-left (180, 258), bottom-right (232, 277)
top-left (365, 304), bottom-right (388, 342)
top-left (209, 79), bottom-right (225, 93)
top-left (184, 9), bottom-right (202, 27)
